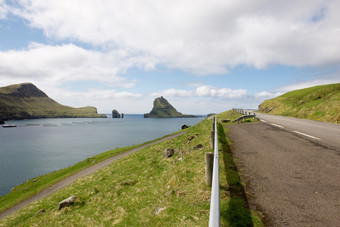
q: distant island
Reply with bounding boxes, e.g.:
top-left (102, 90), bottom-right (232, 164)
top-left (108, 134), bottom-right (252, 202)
top-left (144, 96), bottom-right (197, 118)
top-left (0, 83), bottom-right (106, 121)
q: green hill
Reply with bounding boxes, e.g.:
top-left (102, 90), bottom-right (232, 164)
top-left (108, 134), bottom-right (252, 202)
top-left (144, 96), bottom-right (196, 118)
top-left (258, 83), bottom-right (340, 123)
top-left (0, 83), bottom-right (106, 120)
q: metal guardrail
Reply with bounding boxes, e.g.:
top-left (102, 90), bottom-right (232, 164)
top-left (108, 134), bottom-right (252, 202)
top-left (209, 117), bottom-right (220, 227)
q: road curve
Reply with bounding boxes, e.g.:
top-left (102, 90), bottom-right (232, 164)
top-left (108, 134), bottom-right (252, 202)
top-left (227, 122), bottom-right (340, 226)
top-left (0, 131), bottom-right (186, 220)
top-left (255, 112), bottom-right (340, 152)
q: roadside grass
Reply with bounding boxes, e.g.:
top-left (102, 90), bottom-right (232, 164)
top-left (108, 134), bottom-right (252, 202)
top-left (1, 110), bottom-right (263, 226)
top-left (258, 83), bottom-right (340, 123)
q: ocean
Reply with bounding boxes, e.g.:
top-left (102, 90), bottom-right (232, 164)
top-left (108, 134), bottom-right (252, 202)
top-left (0, 114), bottom-right (203, 196)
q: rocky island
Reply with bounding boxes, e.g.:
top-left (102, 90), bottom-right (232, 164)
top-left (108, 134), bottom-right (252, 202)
top-left (0, 83), bottom-right (106, 121)
top-left (144, 96), bottom-right (196, 118)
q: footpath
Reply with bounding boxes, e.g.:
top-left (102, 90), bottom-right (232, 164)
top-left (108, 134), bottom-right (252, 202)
top-left (0, 131), bottom-right (186, 220)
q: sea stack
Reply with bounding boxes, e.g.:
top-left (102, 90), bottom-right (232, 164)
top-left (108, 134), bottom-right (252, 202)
top-left (112, 109), bottom-right (121, 118)
top-left (144, 96), bottom-right (196, 118)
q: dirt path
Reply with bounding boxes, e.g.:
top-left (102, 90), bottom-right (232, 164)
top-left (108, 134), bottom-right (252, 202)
top-left (0, 131), bottom-right (186, 220)
top-left (227, 122), bottom-right (340, 226)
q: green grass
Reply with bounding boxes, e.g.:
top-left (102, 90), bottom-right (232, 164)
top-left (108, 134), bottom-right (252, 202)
top-left (1, 110), bottom-right (263, 226)
top-left (258, 83), bottom-right (340, 123)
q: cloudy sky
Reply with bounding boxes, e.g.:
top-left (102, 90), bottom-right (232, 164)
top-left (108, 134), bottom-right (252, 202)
top-left (0, 0), bottom-right (339, 114)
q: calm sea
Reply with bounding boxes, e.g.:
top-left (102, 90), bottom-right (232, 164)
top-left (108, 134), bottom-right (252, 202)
top-left (0, 114), bottom-right (203, 196)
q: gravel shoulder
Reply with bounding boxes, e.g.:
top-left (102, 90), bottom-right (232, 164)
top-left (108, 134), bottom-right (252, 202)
top-left (0, 131), bottom-right (186, 220)
top-left (227, 122), bottom-right (340, 226)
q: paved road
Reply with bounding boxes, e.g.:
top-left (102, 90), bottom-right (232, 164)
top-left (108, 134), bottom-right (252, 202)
top-left (255, 113), bottom-right (340, 152)
top-left (0, 131), bottom-right (186, 220)
top-left (227, 119), bottom-right (340, 226)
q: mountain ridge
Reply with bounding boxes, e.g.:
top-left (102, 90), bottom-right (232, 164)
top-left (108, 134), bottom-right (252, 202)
top-left (0, 83), bottom-right (106, 120)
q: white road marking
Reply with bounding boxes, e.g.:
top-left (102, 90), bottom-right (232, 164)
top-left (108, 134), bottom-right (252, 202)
top-left (271, 123), bottom-right (284, 128)
top-left (293, 131), bottom-right (321, 140)
top-left (260, 119), bottom-right (266, 123)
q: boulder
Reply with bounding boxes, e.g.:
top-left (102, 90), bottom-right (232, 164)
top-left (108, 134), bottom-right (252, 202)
top-left (112, 109), bottom-right (120, 118)
top-left (163, 148), bottom-right (175, 158)
top-left (181, 124), bottom-right (190, 129)
top-left (193, 144), bottom-right (203, 150)
top-left (58, 196), bottom-right (77, 210)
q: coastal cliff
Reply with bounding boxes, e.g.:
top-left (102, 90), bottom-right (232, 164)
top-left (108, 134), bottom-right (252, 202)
top-left (0, 83), bottom-right (106, 120)
top-left (144, 96), bottom-right (196, 118)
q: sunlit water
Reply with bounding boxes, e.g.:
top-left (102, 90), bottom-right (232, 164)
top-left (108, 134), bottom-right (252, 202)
top-left (0, 114), bottom-right (203, 196)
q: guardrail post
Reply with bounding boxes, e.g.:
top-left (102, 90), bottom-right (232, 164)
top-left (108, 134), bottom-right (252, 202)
top-left (205, 152), bottom-right (214, 186)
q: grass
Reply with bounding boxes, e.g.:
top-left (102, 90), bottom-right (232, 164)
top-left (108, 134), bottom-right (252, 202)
top-left (258, 83), bottom-right (340, 123)
top-left (0, 110), bottom-right (263, 226)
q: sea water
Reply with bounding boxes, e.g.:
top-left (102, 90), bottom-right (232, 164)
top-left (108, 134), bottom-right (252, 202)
top-left (0, 114), bottom-right (203, 196)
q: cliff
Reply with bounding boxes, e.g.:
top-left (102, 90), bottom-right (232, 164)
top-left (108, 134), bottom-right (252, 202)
top-left (144, 96), bottom-right (196, 118)
top-left (0, 83), bottom-right (106, 120)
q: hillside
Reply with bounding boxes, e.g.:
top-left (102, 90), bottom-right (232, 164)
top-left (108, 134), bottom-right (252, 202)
top-left (144, 96), bottom-right (196, 118)
top-left (0, 83), bottom-right (106, 120)
top-left (258, 83), bottom-right (340, 123)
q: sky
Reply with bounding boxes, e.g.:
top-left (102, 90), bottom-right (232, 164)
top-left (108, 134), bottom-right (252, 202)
top-left (0, 0), bottom-right (339, 114)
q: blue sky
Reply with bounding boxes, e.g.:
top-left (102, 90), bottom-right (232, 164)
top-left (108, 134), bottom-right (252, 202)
top-left (0, 0), bottom-right (339, 114)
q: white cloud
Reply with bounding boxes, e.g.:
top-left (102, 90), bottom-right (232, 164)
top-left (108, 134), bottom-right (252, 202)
top-left (0, 0), bottom-right (8, 19)
top-left (150, 85), bottom-right (247, 99)
top-left (254, 91), bottom-right (283, 100)
top-left (0, 43), bottom-right (154, 88)
top-left (9, 0), bottom-right (340, 74)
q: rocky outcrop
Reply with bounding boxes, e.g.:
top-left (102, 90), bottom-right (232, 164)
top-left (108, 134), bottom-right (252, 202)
top-left (112, 109), bottom-right (121, 118)
top-left (144, 96), bottom-right (196, 118)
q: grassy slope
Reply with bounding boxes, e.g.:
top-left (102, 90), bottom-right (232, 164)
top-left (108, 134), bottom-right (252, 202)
top-left (0, 111), bottom-right (262, 226)
top-left (258, 83), bottom-right (340, 123)
top-left (0, 83), bottom-right (106, 119)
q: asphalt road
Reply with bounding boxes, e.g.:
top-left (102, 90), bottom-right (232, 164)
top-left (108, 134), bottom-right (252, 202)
top-left (227, 116), bottom-right (340, 226)
top-left (255, 112), bottom-right (340, 152)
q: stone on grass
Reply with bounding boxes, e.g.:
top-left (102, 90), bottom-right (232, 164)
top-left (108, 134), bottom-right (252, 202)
top-left (193, 144), bottom-right (203, 150)
top-left (154, 206), bottom-right (166, 216)
top-left (163, 148), bottom-right (175, 158)
top-left (58, 196), bottom-right (77, 210)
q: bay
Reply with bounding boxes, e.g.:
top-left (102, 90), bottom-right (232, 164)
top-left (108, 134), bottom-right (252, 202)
top-left (0, 114), bottom-right (203, 196)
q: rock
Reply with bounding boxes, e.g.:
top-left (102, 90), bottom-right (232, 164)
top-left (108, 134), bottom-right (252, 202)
top-left (154, 206), bottom-right (166, 216)
top-left (181, 124), bottom-right (190, 129)
top-left (163, 148), bottom-right (175, 158)
top-left (112, 109), bottom-right (121, 118)
top-left (58, 196), bottom-right (77, 210)
top-left (186, 135), bottom-right (195, 144)
top-left (144, 96), bottom-right (196, 118)
top-left (36, 209), bottom-right (46, 215)
top-left (193, 144), bottom-right (203, 150)
top-left (164, 190), bottom-right (174, 197)
top-left (299, 100), bottom-right (304, 104)
top-left (221, 119), bottom-right (230, 123)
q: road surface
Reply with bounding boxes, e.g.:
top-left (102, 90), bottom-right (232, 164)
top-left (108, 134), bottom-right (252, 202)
top-left (0, 131), bottom-right (186, 220)
top-left (227, 114), bottom-right (340, 226)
